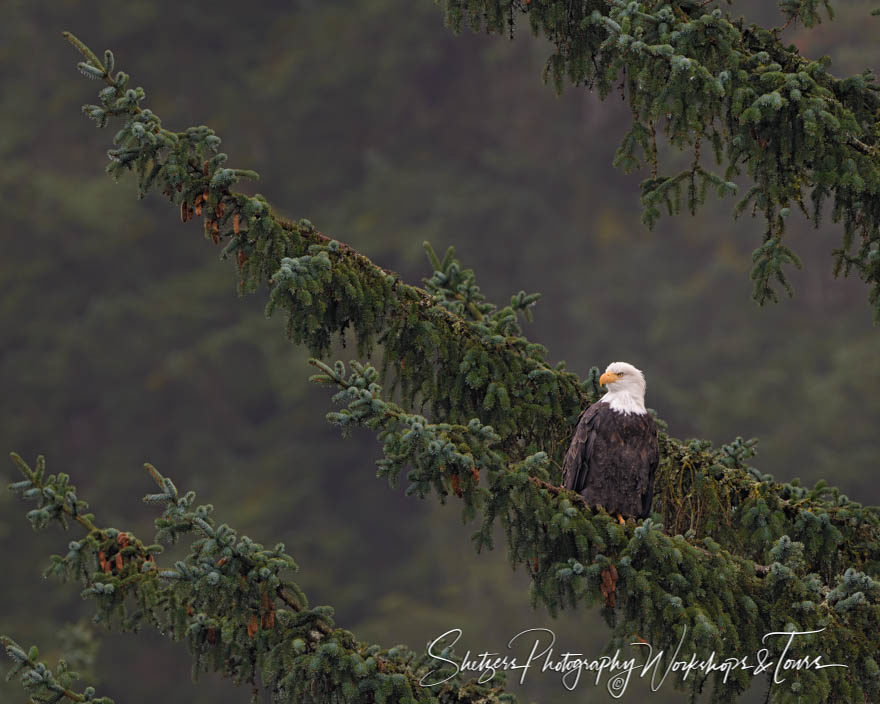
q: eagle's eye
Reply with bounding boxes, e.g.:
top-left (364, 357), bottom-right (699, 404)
top-left (616, 371), bottom-right (624, 376)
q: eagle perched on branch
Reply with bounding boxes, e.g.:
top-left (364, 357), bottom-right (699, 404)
top-left (562, 362), bottom-right (659, 522)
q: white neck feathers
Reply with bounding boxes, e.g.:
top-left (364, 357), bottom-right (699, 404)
top-left (600, 389), bottom-right (647, 415)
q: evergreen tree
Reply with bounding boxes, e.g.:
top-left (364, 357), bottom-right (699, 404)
top-left (4, 6), bottom-right (880, 702)
top-left (439, 0), bottom-right (880, 317)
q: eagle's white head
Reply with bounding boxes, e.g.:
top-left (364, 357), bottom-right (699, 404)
top-left (598, 361), bottom-right (647, 415)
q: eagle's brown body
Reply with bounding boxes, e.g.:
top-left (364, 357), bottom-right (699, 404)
top-left (562, 402), bottom-right (659, 519)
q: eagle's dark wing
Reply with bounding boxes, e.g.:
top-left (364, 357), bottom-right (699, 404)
top-left (562, 404), bottom-right (602, 493)
top-left (640, 416), bottom-right (660, 518)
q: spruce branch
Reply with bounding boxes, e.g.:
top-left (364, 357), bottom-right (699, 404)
top-left (1, 636), bottom-right (113, 704)
top-left (59, 32), bottom-right (582, 463)
top-left (56, 32), bottom-right (880, 702)
top-left (440, 0), bottom-right (880, 318)
top-left (142, 461), bottom-right (313, 623)
top-left (6, 455), bottom-right (521, 704)
top-left (310, 358), bottom-right (776, 577)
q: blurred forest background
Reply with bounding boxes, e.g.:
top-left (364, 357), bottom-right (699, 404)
top-left (1, 1), bottom-right (878, 702)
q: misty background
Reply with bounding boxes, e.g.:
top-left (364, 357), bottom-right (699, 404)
top-left (1, 1), bottom-right (878, 701)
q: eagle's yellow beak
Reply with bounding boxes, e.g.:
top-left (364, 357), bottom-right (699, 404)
top-left (599, 371), bottom-right (619, 386)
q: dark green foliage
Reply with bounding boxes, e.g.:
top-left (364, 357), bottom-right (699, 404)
top-left (2, 635), bottom-right (113, 704)
top-left (316, 361), bottom-right (879, 700)
top-left (438, 0), bottom-right (880, 318)
top-left (3, 24), bottom-right (880, 704)
top-left (6, 454), bottom-right (518, 704)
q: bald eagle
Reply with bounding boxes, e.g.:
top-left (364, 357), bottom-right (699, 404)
top-left (562, 362), bottom-right (659, 522)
